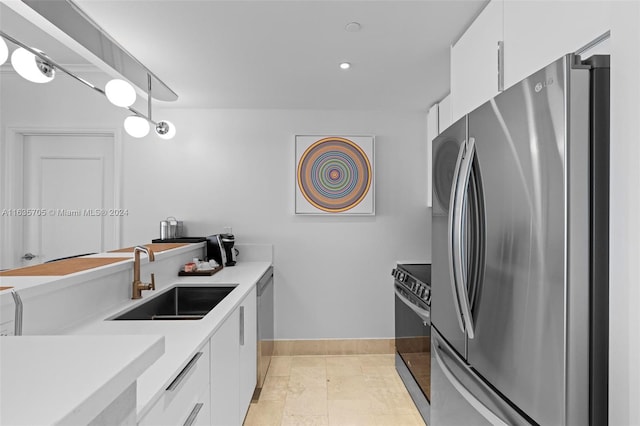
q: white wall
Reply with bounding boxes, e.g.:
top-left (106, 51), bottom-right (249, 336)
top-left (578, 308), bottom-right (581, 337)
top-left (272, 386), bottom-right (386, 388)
top-left (122, 108), bottom-right (430, 339)
top-left (609, 2), bottom-right (640, 424)
top-left (1, 73), bottom-right (430, 339)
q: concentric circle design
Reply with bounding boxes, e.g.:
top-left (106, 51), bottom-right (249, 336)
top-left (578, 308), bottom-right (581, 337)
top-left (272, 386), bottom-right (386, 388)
top-left (297, 137), bottom-right (372, 213)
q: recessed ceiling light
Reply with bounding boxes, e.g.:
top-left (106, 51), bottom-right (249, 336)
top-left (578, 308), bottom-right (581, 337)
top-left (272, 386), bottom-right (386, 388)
top-left (339, 62), bottom-right (351, 70)
top-left (345, 22), bottom-right (361, 32)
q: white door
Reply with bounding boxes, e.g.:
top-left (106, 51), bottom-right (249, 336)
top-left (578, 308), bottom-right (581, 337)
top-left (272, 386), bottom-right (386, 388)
top-left (21, 134), bottom-right (116, 265)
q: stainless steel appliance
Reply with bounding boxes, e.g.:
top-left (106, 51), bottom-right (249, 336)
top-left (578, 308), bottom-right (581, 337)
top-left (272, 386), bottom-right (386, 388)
top-left (253, 266), bottom-right (274, 401)
top-left (159, 216), bottom-right (183, 240)
top-left (431, 54), bottom-right (609, 425)
top-left (393, 263), bottom-right (431, 424)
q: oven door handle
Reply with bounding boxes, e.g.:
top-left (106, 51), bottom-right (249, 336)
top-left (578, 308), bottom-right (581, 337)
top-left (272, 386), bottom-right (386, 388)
top-left (394, 284), bottom-right (430, 324)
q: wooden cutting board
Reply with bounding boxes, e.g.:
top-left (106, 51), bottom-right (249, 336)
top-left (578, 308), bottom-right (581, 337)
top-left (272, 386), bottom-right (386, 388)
top-left (0, 286), bottom-right (14, 291)
top-left (0, 257), bottom-right (130, 277)
top-left (109, 243), bottom-right (189, 253)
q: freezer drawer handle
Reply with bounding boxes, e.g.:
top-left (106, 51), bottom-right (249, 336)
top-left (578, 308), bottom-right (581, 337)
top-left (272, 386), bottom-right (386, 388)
top-left (432, 337), bottom-right (509, 426)
top-left (394, 284), bottom-right (430, 324)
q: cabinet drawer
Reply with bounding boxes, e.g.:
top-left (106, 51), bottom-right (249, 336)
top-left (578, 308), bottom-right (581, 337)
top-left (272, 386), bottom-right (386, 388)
top-left (140, 346), bottom-right (210, 426)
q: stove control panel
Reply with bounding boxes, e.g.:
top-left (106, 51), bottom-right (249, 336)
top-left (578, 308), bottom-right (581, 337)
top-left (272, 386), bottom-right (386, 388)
top-left (392, 267), bottom-right (431, 305)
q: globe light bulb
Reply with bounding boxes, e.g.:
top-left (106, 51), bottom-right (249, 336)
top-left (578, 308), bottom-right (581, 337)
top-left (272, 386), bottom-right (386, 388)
top-left (155, 120), bottom-right (176, 140)
top-left (11, 47), bottom-right (55, 83)
top-left (105, 79), bottom-right (136, 107)
top-left (124, 116), bottom-right (150, 138)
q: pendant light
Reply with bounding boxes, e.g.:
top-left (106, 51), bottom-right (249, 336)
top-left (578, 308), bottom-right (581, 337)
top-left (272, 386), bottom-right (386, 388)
top-left (1, 30), bottom-right (177, 140)
top-left (124, 116), bottom-right (150, 138)
top-left (0, 38), bottom-right (7, 66)
top-left (11, 47), bottom-right (55, 83)
top-left (105, 79), bottom-right (136, 107)
top-left (155, 120), bottom-right (176, 140)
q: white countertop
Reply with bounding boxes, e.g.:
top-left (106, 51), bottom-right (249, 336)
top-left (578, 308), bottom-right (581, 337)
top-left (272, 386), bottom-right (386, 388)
top-left (66, 261), bottom-right (272, 421)
top-left (0, 334), bottom-right (164, 426)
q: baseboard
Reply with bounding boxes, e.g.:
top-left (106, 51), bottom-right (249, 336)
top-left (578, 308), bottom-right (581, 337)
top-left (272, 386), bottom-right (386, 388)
top-left (273, 338), bottom-right (395, 356)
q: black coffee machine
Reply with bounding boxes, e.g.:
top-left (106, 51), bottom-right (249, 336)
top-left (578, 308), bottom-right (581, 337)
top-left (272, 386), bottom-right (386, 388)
top-left (206, 232), bottom-right (237, 267)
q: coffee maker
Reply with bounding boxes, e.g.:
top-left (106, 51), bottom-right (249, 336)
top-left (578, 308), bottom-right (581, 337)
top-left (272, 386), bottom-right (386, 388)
top-left (220, 230), bottom-right (237, 266)
top-left (206, 229), bottom-right (237, 267)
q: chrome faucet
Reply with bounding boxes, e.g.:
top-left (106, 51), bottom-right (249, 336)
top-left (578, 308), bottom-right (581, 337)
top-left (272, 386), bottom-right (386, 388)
top-left (132, 245), bottom-right (155, 299)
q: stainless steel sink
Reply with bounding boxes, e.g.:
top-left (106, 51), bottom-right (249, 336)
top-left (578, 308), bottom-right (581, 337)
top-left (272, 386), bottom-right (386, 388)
top-left (109, 285), bottom-right (237, 321)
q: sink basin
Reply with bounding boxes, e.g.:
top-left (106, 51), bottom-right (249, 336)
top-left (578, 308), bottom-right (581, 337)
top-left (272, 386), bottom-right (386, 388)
top-left (109, 285), bottom-right (236, 321)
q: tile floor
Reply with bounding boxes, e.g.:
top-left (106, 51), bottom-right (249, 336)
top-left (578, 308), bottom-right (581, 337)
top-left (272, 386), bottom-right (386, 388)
top-left (243, 354), bottom-right (426, 426)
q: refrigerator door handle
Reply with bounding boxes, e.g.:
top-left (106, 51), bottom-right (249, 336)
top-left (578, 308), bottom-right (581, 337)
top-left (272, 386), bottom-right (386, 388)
top-left (453, 137), bottom-right (477, 338)
top-left (447, 140), bottom-right (467, 333)
top-left (432, 332), bottom-right (511, 426)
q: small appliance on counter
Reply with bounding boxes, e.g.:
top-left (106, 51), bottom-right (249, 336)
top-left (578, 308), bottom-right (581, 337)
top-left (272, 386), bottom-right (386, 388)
top-left (206, 229), bottom-right (238, 267)
top-left (220, 228), bottom-right (237, 266)
top-left (159, 216), bottom-right (183, 240)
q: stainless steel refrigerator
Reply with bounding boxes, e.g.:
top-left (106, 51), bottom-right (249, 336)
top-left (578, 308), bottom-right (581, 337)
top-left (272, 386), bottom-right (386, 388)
top-left (430, 54), bottom-right (609, 425)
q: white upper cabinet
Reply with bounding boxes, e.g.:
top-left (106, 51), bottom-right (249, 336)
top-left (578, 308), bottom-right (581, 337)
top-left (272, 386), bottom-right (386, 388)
top-left (427, 104), bottom-right (439, 208)
top-left (438, 94), bottom-right (453, 133)
top-left (503, 0), bottom-right (610, 88)
top-left (450, 0), bottom-right (503, 122)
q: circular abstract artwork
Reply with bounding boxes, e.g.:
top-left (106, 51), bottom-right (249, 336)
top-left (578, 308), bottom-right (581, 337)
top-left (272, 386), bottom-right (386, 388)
top-left (297, 137), bottom-right (372, 213)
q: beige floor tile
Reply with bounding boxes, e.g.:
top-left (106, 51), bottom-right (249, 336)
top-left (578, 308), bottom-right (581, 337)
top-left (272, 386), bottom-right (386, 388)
top-left (327, 399), bottom-right (378, 425)
top-left (260, 375), bottom-right (290, 401)
top-left (361, 365), bottom-right (398, 376)
top-left (289, 368), bottom-right (327, 393)
top-left (363, 373), bottom-right (406, 390)
top-left (291, 356), bottom-right (327, 368)
top-left (357, 354), bottom-right (395, 367)
top-left (284, 387), bottom-right (328, 416)
top-left (373, 413), bottom-right (426, 426)
top-left (326, 356), bottom-right (362, 378)
top-left (243, 400), bottom-right (285, 426)
top-left (281, 415), bottom-right (330, 426)
top-left (245, 353), bottom-right (425, 426)
top-left (327, 375), bottom-right (369, 400)
top-left (269, 356), bottom-right (294, 376)
top-left (367, 387), bottom-right (420, 416)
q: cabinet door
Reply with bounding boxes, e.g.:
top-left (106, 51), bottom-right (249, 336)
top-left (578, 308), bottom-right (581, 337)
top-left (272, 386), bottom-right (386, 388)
top-left (426, 104), bottom-right (439, 208)
top-left (210, 308), bottom-right (240, 426)
top-left (238, 287), bottom-right (257, 421)
top-left (450, 0), bottom-right (503, 121)
top-left (438, 94), bottom-right (452, 133)
top-left (503, 0), bottom-right (610, 88)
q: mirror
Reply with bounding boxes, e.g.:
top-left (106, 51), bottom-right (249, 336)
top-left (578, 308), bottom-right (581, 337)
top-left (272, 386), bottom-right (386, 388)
top-left (1, 3), bottom-right (124, 269)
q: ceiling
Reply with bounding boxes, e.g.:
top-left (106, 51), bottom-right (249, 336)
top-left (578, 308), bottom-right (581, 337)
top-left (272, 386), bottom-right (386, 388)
top-left (4, 0), bottom-right (488, 111)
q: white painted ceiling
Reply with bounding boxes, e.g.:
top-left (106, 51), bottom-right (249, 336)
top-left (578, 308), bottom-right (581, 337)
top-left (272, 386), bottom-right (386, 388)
top-left (6, 0), bottom-right (488, 111)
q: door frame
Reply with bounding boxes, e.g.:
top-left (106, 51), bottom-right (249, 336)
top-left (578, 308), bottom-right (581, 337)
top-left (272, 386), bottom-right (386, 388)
top-left (1, 127), bottom-right (123, 269)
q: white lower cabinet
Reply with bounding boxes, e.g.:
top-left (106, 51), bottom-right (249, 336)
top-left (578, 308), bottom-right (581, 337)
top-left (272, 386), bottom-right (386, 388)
top-left (139, 345), bottom-right (210, 426)
top-left (211, 288), bottom-right (258, 425)
top-left (138, 288), bottom-right (258, 426)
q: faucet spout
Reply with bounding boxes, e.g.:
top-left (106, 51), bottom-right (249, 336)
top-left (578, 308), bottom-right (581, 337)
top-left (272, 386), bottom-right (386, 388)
top-left (132, 245), bottom-right (155, 299)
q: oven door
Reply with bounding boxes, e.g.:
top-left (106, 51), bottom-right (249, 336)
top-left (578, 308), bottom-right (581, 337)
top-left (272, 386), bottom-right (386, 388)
top-left (395, 282), bottom-right (431, 422)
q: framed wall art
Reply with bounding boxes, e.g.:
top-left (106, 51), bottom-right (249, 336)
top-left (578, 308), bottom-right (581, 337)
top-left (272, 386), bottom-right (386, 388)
top-left (295, 135), bottom-right (375, 215)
